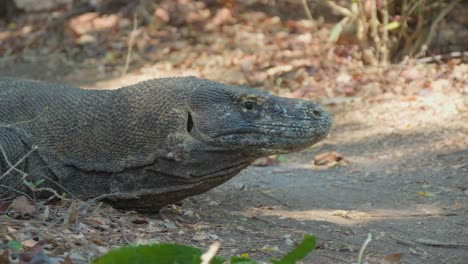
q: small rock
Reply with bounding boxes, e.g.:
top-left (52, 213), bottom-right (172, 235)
top-left (163, 222), bottom-right (177, 229)
top-left (193, 232), bottom-right (209, 241)
top-left (183, 210), bottom-right (194, 216)
top-left (232, 182), bottom-right (246, 190)
top-left (209, 234), bottom-right (220, 240)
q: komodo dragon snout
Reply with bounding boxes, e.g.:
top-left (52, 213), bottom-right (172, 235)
top-left (0, 76), bottom-right (332, 212)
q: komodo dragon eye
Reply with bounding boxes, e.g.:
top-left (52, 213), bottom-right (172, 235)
top-left (244, 101), bottom-right (255, 110)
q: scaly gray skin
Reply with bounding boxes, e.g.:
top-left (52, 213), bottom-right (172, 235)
top-left (0, 77), bottom-right (332, 212)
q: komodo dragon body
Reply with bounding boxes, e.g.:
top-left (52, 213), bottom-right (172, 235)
top-left (0, 77), bottom-right (332, 212)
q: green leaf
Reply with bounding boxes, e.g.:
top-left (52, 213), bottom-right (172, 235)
top-left (271, 235), bottom-right (316, 264)
top-left (385, 21), bottom-right (400, 31)
top-left (277, 155), bottom-right (287, 162)
top-left (329, 23), bottom-right (343, 43)
top-left (23, 180), bottom-right (35, 188)
top-left (34, 179), bottom-right (46, 187)
top-left (7, 240), bottom-right (22, 250)
top-left (104, 51), bottom-right (116, 63)
top-left (92, 244), bottom-right (225, 264)
top-left (230, 256), bottom-right (258, 263)
top-left (8, 22), bottom-right (16, 30)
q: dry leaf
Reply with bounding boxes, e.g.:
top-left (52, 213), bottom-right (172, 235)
top-left (19, 244), bottom-right (44, 263)
top-left (11, 196), bottom-right (36, 217)
top-left (64, 202), bottom-right (78, 227)
top-left (381, 252), bottom-right (403, 264)
top-left (252, 157), bottom-right (279, 166)
top-left (38, 206), bottom-right (50, 221)
top-left (332, 210), bottom-right (351, 219)
top-left (314, 151), bottom-right (344, 166)
top-left (0, 201), bottom-right (9, 213)
top-left (22, 239), bottom-right (38, 248)
top-left (131, 217), bottom-right (149, 225)
top-left (62, 255), bottom-right (73, 264)
top-left (400, 68), bottom-right (422, 81)
top-left (0, 249), bottom-right (10, 264)
top-left (90, 238), bottom-right (108, 247)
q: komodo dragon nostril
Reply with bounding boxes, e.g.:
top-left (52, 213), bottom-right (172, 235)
top-left (311, 109), bottom-right (322, 117)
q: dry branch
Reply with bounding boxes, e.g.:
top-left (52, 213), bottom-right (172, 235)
top-left (0, 145), bottom-right (38, 181)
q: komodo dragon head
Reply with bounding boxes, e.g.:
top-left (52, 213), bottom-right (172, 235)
top-left (186, 80), bottom-right (332, 155)
top-left (103, 77), bottom-right (332, 211)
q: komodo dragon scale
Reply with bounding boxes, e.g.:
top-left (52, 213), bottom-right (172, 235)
top-left (0, 77), bottom-right (332, 212)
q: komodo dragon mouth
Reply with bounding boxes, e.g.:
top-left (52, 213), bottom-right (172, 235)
top-left (0, 76), bottom-right (332, 212)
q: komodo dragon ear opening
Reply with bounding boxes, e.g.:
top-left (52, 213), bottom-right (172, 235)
top-left (187, 112), bottom-right (194, 133)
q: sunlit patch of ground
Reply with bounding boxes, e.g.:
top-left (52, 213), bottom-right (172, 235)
top-left (250, 206), bottom-right (454, 226)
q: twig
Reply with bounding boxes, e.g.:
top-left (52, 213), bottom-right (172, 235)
top-left (416, 0), bottom-right (460, 58)
top-left (0, 146), bottom-right (38, 181)
top-left (416, 51), bottom-right (468, 63)
top-left (381, 0), bottom-right (389, 65)
top-left (34, 187), bottom-right (73, 201)
top-left (301, 0), bottom-right (313, 21)
top-left (396, 239), bottom-right (416, 247)
top-left (120, 218), bottom-right (130, 244)
top-left (397, 238), bottom-right (468, 249)
top-left (254, 188), bottom-right (292, 208)
top-left (0, 143), bottom-right (28, 178)
top-left (0, 107), bottom-right (49, 128)
top-left (122, 14), bottom-right (138, 76)
top-left (322, 253), bottom-right (349, 263)
top-left (357, 233), bottom-right (372, 264)
top-left (414, 239), bottom-right (468, 249)
top-left (31, 171), bottom-right (80, 201)
top-left (0, 185), bottom-right (32, 199)
top-left (326, 1), bottom-right (354, 18)
top-left (201, 242), bottom-right (220, 264)
top-left (83, 192), bottom-right (136, 206)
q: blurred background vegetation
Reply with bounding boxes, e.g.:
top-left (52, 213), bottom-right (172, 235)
top-left (0, 0), bottom-right (466, 92)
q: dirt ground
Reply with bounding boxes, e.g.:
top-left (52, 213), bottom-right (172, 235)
top-left (1, 2), bottom-right (467, 263)
top-left (2, 62), bottom-right (467, 264)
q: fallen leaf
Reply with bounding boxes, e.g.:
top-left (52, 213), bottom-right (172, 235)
top-left (19, 244), bottom-right (43, 262)
top-left (0, 201), bottom-right (9, 213)
top-left (22, 239), bottom-right (38, 248)
top-left (154, 7), bottom-right (170, 23)
top-left (62, 254), bottom-right (73, 264)
top-left (131, 217), bottom-right (148, 225)
top-left (64, 202), bottom-right (78, 227)
top-left (11, 196), bottom-right (36, 217)
top-left (163, 222), bottom-right (177, 229)
top-left (252, 157), bottom-right (279, 166)
top-left (332, 210), bottom-right (351, 219)
top-left (381, 252), bottom-right (403, 264)
top-left (7, 240), bottom-right (22, 250)
top-left (400, 68), bottom-right (422, 81)
top-left (0, 249), bottom-right (10, 264)
top-left (314, 151), bottom-right (344, 166)
top-left (343, 86), bottom-right (356, 97)
top-left (193, 232), bottom-right (209, 241)
top-left (418, 191), bottom-right (437, 197)
top-left (38, 206), bottom-right (50, 221)
top-left (90, 238), bottom-right (108, 247)
top-left (261, 245), bottom-right (279, 252)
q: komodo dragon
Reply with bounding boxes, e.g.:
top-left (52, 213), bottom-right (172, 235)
top-left (0, 77), bottom-right (332, 212)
